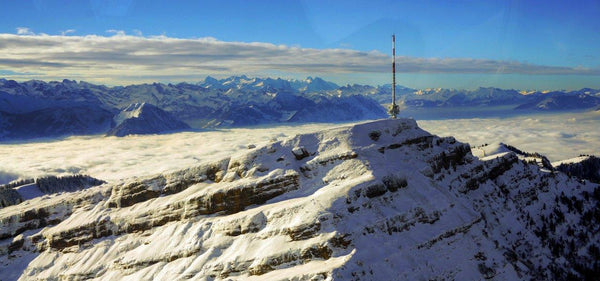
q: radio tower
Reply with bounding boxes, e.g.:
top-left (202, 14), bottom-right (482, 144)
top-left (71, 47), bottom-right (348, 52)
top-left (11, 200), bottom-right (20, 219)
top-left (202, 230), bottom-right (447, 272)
top-left (389, 34), bottom-right (399, 119)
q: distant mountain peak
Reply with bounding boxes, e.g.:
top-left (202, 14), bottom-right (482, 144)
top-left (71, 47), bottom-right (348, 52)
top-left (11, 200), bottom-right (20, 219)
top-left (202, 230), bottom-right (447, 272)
top-left (107, 102), bottom-right (189, 137)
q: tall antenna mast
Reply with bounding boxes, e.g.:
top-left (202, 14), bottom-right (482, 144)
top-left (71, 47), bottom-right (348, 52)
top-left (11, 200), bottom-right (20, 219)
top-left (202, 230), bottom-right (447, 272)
top-left (389, 34), bottom-right (399, 119)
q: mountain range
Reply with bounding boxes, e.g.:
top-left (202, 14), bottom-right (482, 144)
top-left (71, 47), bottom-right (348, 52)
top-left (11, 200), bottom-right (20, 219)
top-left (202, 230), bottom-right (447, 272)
top-left (0, 119), bottom-right (598, 280)
top-left (1, 77), bottom-right (599, 140)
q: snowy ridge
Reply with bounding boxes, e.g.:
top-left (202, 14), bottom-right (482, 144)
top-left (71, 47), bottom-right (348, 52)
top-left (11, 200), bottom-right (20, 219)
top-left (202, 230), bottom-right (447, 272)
top-left (552, 156), bottom-right (592, 167)
top-left (0, 119), bottom-right (599, 280)
top-left (472, 142), bottom-right (553, 169)
top-left (0, 175), bottom-right (105, 208)
top-left (112, 102), bottom-right (146, 125)
top-left (553, 155), bottom-right (600, 184)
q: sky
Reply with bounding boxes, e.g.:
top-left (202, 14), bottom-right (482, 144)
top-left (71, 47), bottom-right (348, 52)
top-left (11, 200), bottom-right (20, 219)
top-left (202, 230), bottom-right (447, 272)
top-left (0, 0), bottom-right (599, 90)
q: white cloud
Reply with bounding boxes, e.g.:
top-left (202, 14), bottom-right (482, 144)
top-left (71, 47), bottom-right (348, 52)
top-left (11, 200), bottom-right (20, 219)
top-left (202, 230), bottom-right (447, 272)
top-left (1, 112), bottom-right (598, 185)
top-left (418, 111), bottom-right (600, 162)
top-left (0, 32), bottom-right (598, 84)
top-left (15, 27), bottom-right (34, 35)
top-left (0, 123), bottom-right (348, 184)
top-left (105, 29), bottom-right (126, 36)
top-left (60, 29), bottom-right (76, 36)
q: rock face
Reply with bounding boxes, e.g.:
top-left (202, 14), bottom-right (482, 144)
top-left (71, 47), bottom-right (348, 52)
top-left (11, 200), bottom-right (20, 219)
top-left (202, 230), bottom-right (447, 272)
top-left (1, 119), bottom-right (599, 280)
top-left (106, 103), bottom-right (190, 137)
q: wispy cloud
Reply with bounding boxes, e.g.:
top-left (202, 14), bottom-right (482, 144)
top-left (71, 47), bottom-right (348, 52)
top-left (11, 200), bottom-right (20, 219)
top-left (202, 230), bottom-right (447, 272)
top-left (60, 29), bottom-right (76, 36)
top-left (0, 69), bottom-right (38, 76)
top-left (15, 27), bottom-right (34, 35)
top-left (105, 29), bottom-right (126, 37)
top-left (0, 31), bottom-right (598, 84)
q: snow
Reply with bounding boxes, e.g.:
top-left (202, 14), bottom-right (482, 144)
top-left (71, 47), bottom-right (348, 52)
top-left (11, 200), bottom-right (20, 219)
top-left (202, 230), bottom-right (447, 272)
top-left (107, 102), bottom-right (189, 137)
top-left (14, 183), bottom-right (43, 201)
top-left (0, 118), bottom-right (598, 280)
top-left (113, 102), bottom-right (145, 126)
top-left (470, 142), bottom-right (512, 158)
top-left (551, 155), bottom-right (591, 167)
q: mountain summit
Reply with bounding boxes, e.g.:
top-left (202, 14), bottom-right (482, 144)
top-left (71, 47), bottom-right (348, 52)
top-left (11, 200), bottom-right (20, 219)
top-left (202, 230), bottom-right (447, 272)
top-left (106, 102), bottom-right (190, 137)
top-left (1, 119), bottom-right (598, 280)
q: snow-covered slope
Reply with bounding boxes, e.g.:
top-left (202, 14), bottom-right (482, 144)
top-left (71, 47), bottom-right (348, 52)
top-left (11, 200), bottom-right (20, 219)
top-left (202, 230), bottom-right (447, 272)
top-left (553, 156), bottom-right (600, 183)
top-left (1, 120), bottom-right (599, 280)
top-left (472, 142), bottom-right (553, 169)
top-left (0, 175), bottom-right (105, 208)
top-left (106, 103), bottom-right (190, 137)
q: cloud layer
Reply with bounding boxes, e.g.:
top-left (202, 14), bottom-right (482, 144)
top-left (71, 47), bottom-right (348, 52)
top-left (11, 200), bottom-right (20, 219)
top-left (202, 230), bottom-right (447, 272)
top-left (1, 112), bottom-right (598, 184)
top-left (0, 123), bottom-right (343, 184)
top-left (418, 111), bottom-right (600, 162)
top-left (0, 31), bottom-right (598, 84)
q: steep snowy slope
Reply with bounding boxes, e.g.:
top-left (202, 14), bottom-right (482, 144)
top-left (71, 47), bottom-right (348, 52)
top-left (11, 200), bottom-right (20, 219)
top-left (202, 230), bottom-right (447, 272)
top-left (1, 119), bottom-right (598, 280)
top-left (106, 103), bottom-right (190, 137)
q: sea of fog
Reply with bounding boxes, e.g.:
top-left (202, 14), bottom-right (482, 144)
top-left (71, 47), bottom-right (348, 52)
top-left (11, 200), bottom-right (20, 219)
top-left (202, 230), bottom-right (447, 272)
top-left (1, 111), bottom-right (599, 185)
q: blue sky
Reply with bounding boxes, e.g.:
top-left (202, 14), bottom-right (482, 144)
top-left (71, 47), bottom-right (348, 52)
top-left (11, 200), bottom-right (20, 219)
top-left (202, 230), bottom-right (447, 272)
top-left (0, 0), bottom-right (599, 89)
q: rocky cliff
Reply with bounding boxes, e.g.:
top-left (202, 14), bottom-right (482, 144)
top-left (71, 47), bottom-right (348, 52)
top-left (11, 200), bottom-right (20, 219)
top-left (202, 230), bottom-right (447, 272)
top-left (0, 119), bottom-right (598, 280)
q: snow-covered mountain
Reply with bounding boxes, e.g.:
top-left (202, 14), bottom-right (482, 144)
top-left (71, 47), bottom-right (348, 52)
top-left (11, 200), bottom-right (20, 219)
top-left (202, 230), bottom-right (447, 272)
top-left (290, 76), bottom-right (339, 92)
top-left (1, 119), bottom-right (598, 280)
top-left (515, 92), bottom-right (600, 111)
top-left (1, 77), bottom-right (599, 140)
top-left (403, 87), bottom-right (529, 107)
top-left (0, 105), bottom-right (113, 140)
top-left (0, 78), bottom-right (387, 139)
top-left (199, 76), bottom-right (295, 92)
top-left (107, 103), bottom-right (191, 137)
